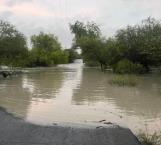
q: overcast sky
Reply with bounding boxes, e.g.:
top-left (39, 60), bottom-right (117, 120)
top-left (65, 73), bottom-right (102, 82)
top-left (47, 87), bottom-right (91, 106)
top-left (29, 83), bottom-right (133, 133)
top-left (0, 0), bottom-right (161, 48)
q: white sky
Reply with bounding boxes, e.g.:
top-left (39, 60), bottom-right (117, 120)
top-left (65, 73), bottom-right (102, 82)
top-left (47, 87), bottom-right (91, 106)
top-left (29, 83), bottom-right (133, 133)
top-left (0, 0), bottom-right (161, 48)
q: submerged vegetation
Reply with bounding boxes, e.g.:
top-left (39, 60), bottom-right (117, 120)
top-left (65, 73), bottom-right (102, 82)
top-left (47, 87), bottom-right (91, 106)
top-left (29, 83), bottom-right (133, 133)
top-left (1, 17), bottom-right (161, 145)
top-left (28, 32), bottom-right (70, 67)
top-left (1, 17), bottom-right (161, 73)
top-left (137, 132), bottom-right (161, 145)
top-left (70, 17), bottom-right (161, 73)
top-left (0, 20), bottom-right (80, 67)
top-left (109, 75), bottom-right (138, 87)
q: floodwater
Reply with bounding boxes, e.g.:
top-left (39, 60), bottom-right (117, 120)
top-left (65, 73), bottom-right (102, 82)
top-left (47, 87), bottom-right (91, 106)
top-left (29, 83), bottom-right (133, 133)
top-left (0, 60), bottom-right (161, 133)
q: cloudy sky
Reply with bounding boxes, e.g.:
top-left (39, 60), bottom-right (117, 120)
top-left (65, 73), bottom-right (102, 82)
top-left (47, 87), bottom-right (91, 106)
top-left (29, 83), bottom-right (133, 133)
top-left (0, 0), bottom-right (161, 48)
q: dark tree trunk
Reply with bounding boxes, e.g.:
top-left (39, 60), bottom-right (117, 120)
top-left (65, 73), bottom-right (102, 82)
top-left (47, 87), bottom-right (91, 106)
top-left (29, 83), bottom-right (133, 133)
top-left (145, 64), bottom-right (150, 72)
top-left (100, 62), bottom-right (107, 72)
top-left (100, 63), bottom-right (103, 71)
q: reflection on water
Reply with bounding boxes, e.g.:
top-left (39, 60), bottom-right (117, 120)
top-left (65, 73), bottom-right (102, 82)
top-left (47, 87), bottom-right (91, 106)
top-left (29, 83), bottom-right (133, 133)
top-left (0, 60), bottom-right (161, 133)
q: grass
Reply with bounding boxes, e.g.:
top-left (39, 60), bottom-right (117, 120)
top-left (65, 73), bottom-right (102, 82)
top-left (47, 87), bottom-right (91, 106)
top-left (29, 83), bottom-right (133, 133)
top-left (137, 132), bottom-right (161, 145)
top-left (109, 74), bottom-right (138, 87)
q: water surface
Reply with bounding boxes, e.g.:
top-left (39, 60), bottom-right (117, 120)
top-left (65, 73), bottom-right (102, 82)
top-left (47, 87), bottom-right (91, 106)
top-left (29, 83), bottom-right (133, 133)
top-left (0, 61), bottom-right (161, 133)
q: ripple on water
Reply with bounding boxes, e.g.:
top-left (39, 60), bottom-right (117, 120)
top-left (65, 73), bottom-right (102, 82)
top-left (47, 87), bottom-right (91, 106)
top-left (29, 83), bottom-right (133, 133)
top-left (0, 63), bottom-right (161, 133)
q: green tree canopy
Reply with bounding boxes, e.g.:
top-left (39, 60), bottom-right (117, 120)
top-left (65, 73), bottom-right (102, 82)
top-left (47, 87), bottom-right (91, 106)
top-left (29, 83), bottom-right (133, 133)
top-left (0, 20), bottom-right (28, 66)
top-left (115, 17), bottom-right (161, 71)
top-left (70, 18), bottom-right (161, 73)
top-left (30, 32), bottom-right (69, 66)
top-left (70, 21), bottom-right (108, 69)
top-left (70, 21), bottom-right (101, 49)
top-left (65, 49), bottom-right (81, 63)
top-left (31, 32), bottom-right (61, 51)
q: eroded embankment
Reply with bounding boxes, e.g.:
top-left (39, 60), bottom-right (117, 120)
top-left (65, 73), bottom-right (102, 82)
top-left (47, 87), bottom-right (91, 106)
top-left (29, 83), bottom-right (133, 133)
top-left (0, 107), bottom-right (141, 145)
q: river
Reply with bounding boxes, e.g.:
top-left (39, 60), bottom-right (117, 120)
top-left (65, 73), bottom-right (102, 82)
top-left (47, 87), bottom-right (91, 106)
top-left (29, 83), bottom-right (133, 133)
top-left (0, 60), bottom-right (161, 133)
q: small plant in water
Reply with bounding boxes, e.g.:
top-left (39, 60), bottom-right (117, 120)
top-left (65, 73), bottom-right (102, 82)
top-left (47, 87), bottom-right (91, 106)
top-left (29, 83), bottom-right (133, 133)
top-left (109, 75), bottom-right (138, 87)
top-left (137, 132), bottom-right (161, 145)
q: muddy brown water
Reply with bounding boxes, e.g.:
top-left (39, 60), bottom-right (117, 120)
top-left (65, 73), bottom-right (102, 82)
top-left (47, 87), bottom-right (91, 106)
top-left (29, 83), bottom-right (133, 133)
top-left (0, 60), bottom-right (161, 133)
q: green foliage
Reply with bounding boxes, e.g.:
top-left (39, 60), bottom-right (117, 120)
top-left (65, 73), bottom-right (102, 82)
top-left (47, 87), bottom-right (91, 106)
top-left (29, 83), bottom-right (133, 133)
top-left (104, 38), bottom-right (120, 66)
top-left (85, 60), bottom-right (100, 67)
top-left (115, 17), bottom-right (161, 71)
top-left (0, 20), bottom-right (28, 66)
top-left (70, 21), bottom-right (110, 69)
top-left (109, 74), bottom-right (138, 87)
top-left (70, 21), bottom-right (107, 68)
top-left (30, 32), bottom-right (69, 67)
top-left (138, 132), bottom-right (161, 145)
top-left (70, 17), bottom-right (161, 73)
top-left (78, 37), bottom-right (107, 67)
top-left (2, 17), bottom-right (161, 70)
top-left (28, 48), bottom-right (53, 67)
top-left (65, 49), bottom-right (81, 63)
top-left (113, 59), bottom-right (145, 74)
top-left (31, 32), bottom-right (61, 51)
top-left (70, 21), bottom-right (101, 40)
top-left (50, 50), bottom-right (69, 64)
top-left (0, 21), bottom-right (80, 68)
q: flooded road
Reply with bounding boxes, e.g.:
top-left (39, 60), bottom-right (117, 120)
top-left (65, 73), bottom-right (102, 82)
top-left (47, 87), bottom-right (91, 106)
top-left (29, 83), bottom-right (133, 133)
top-left (0, 60), bottom-right (161, 133)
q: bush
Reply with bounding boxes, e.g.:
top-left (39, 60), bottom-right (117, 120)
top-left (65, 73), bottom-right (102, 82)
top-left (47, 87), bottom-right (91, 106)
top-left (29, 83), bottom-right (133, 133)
top-left (113, 59), bottom-right (144, 74)
top-left (109, 75), bottom-right (138, 87)
top-left (50, 50), bottom-right (69, 64)
top-left (28, 49), bottom-right (53, 67)
top-left (85, 60), bottom-right (100, 67)
top-left (65, 49), bottom-right (81, 63)
top-left (0, 52), bottom-right (30, 67)
top-left (137, 132), bottom-right (161, 145)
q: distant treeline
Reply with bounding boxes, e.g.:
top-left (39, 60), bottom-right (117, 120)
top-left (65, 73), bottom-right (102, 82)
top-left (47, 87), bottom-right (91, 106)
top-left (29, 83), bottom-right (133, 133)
top-left (0, 20), bottom-right (80, 67)
top-left (70, 17), bottom-right (161, 73)
top-left (1, 17), bottom-right (161, 73)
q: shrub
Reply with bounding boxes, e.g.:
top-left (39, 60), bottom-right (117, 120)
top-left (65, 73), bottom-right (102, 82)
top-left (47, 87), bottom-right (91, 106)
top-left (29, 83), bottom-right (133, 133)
top-left (65, 49), bottom-right (81, 63)
top-left (113, 59), bottom-right (144, 74)
top-left (85, 60), bottom-right (100, 67)
top-left (50, 50), bottom-right (69, 64)
top-left (137, 132), bottom-right (161, 145)
top-left (109, 74), bottom-right (138, 87)
top-left (29, 49), bottom-right (53, 67)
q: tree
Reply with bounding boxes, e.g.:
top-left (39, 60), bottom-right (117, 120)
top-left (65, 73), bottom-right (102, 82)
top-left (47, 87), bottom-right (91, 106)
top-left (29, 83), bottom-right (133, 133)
top-left (79, 37), bottom-right (108, 69)
top-left (115, 17), bottom-right (161, 71)
top-left (70, 21), bottom-right (108, 69)
top-left (105, 38), bottom-right (120, 67)
top-left (0, 20), bottom-right (28, 66)
top-left (50, 50), bottom-right (69, 64)
top-left (70, 21), bottom-right (101, 48)
top-left (70, 18), bottom-right (161, 73)
top-left (31, 32), bottom-right (61, 51)
top-left (65, 49), bottom-right (81, 63)
top-left (30, 32), bottom-right (69, 66)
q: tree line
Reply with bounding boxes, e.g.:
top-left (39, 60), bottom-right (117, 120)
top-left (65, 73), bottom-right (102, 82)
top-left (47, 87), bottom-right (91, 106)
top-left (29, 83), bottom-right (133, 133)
top-left (0, 20), bottom-right (80, 67)
top-left (70, 17), bottom-right (161, 73)
top-left (1, 17), bottom-right (161, 73)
